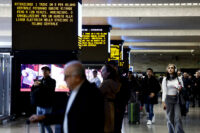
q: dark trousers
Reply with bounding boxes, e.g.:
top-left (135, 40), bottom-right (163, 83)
top-left (114, 106), bottom-right (125, 133)
top-left (165, 95), bottom-right (184, 133)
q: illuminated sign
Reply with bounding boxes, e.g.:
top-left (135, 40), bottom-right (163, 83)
top-left (78, 25), bottom-right (111, 63)
top-left (110, 45), bottom-right (120, 61)
top-left (12, 0), bottom-right (82, 51)
top-left (109, 40), bottom-right (124, 66)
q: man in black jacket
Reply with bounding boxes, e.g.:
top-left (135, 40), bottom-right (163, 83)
top-left (143, 68), bottom-right (161, 125)
top-left (31, 66), bottom-right (56, 133)
top-left (194, 71), bottom-right (200, 107)
top-left (30, 61), bottom-right (104, 133)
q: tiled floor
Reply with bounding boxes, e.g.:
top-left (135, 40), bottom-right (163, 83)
top-left (0, 104), bottom-right (200, 133)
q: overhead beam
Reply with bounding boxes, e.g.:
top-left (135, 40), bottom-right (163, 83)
top-left (111, 30), bottom-right (200, 36)
top-left (0, 6), bottom-right (10, 18)
top-left (2, 4), bottom-right (200, 18)
top-left (0, 31), bottom-right (11, 36)
top-left (83, 6), bottom-right (200, 17)
top-left (130, 49), bottom-right (194, 53)
top-left (3, 30), bottom-right (200, 38)
top-left (124, 42), bottom-right (200, 47)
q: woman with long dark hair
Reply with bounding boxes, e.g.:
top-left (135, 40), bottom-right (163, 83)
top-left (100, 64), bottom-right (121, 133)
top-left (162, 64), bottom-right (185, 133)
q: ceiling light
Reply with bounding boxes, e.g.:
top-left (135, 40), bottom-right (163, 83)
top-left (100, 4), bottom-right (105, 6)
top-left (193, 3), bottom-right (198, 6)
top-left (181, 3), bottom-right (186, 6)
top-left (187, 3), bottom-right (192, 6)
top-left (134, 4), bottom-right (139, 6)
top-left (89, 4), bottom-right (94, 6)
top-left (0, 4), bottom-right (11, 7)
top-left (175, 3), bottom-right (180, 6)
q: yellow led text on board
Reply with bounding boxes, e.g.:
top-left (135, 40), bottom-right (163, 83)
top-left (14, 2), bottom-right (76, 26)
top-left (80, 32), bottom-right (108, 48)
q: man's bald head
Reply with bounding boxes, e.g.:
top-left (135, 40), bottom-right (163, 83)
top-left (64, 61), bottom-right (86, 90)
top-left (64, 61), bottom-right (86, 79)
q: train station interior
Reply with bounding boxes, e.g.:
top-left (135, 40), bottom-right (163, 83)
top-left (0, 0), bottom-right (200, 133)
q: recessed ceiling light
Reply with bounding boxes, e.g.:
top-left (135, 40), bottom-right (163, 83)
top-left (187, 3), bottom-right (192, 6)
top-left (181, 3), bottom-right (186, 6)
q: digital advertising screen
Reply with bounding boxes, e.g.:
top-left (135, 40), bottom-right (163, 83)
top-left (12, 0), bottom-right (82, 51)
top-left (20, 64), bottom-right (69, 92)
top-left (85, 68), bottom-right (103, 83)
top-left (78, 25), bottom-right (111, 63)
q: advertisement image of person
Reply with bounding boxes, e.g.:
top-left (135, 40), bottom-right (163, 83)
top-left (91, 70), bottom-right (101, 88)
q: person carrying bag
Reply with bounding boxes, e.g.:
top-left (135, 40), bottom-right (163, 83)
top-left (162, 64), bottom-right (185, 133)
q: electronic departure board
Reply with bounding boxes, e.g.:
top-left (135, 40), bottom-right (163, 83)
top-left (12, 0), bottom-right (82, 51)
top-left (78, 25), bottom-right (111, 63)
top-left (109, 40), bottom-right (124, 66)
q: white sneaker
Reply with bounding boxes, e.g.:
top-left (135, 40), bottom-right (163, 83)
top-left (152, 115), bottom-right (155, 123)
top-left (147, 120), bottom-right (152, 125)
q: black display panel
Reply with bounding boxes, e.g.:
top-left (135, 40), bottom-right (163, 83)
top-left (78, 25), bottom-right (111, 63)
top-left (12, 0), bottom-right (82, 51)
top-left (123, 47), bottom-right (131, 69)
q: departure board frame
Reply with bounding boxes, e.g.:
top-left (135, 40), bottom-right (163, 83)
top-left (12, 0), bottom-right (82, 51)
top-left (78, 25), bottom-right (112, 63)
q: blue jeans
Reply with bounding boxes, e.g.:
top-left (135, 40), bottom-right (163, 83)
top-left (37, 107), bottom-right (53, 133)
top-left (55, 124), bottom-right (62, 133)
top-left (145, 104), bottom-right (154, 121)
top-left (185, 101), bottom-right (190, 113)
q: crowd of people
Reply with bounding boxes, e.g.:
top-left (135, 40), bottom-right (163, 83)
top-left (28, 60), bottom-right (200, 133)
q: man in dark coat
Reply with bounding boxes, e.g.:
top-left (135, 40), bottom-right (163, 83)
top-left (194, 71), bottom-right (200, 107)
top-left (182, 72), bottom-right (192, 113)
top-left (30, 61), bottom-right (104, 133)
top-left (31, 66), bottom-right (56, 133)
top-left (143, 68), bottom-right (161, 125)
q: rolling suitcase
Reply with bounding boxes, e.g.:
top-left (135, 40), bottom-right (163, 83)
top-left (128, 92), bottom-right (140, 124)
top-left (128, 102), bottom-right (140, 124)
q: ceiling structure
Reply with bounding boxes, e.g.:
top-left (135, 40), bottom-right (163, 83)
top-left (0, 0), bottom-right (200, 55)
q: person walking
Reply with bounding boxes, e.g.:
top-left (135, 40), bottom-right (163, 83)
top-left (162, 64), bottom-right (185, 133)
top-left (143, 68), bottom-right (161, 125)
top-left (100, 64), bottom-right (121, 133)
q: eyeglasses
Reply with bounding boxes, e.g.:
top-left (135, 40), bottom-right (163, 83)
top-left (64, 73), bottom-right (77, 80)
